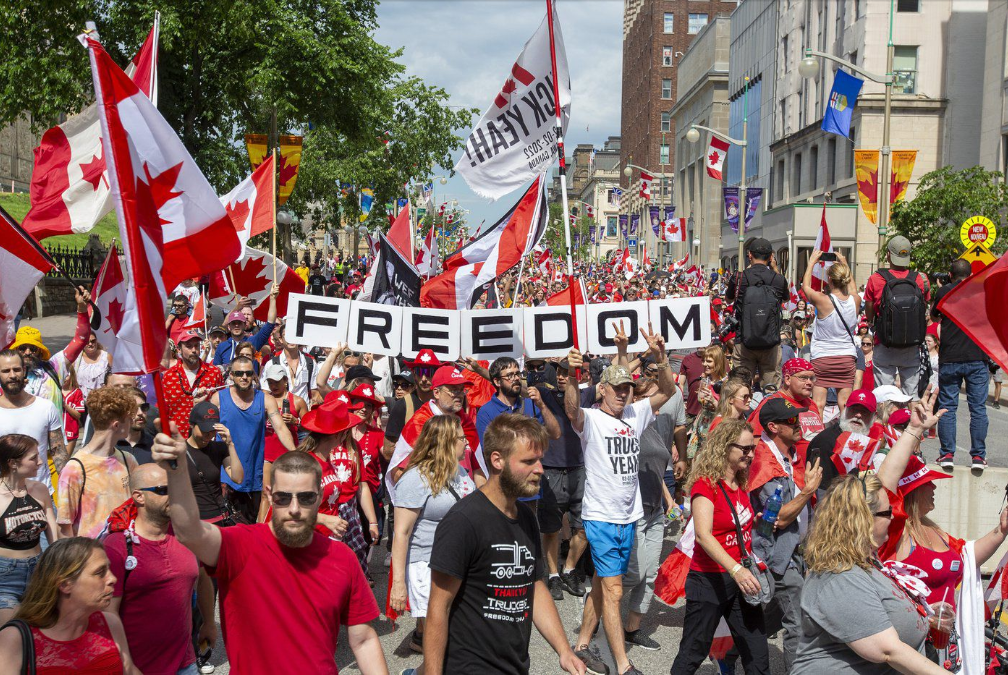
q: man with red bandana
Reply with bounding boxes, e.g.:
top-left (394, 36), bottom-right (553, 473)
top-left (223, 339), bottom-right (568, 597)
top-left (748, 358), bottom-right (823, 459)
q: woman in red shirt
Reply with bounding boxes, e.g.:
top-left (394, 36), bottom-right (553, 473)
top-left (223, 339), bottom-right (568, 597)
top-left (348, 384), bottom-right (386, 548)
top-left (0, 538), bottom-right (138, 674)
top-left (709, 379), bottom-right (752, 433)
top-left (671, 418), bottom-right (769, 675)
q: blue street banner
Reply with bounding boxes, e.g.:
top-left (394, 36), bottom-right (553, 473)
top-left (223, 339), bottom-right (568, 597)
top-left (744, 188), bottom-right (763, 228)
top-left (619, 214), bottom-right (628, 238)
top-left (649, 206), bottom-right (660, 236)
top-left (629, 214), bottom-right (640, 236)
top-left (723, 187), bottom-right (741, 232)
top-left (822, 69), bottom-right (864, 138)
top-left (663, 205), bottom-right (675, 223)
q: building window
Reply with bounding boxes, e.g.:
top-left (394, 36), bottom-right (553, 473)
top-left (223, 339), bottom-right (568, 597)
top-left (662, 79), bottom-right (672, 99)
top-left (897, 0), bottom-right (920, 11)
top-left (856, 0), bottom-right (864, 17)
top-left (606, 216), bottom-right (617, 238)
top-left (810, 145), bottom-right (819, 191)
top-left (850, 50), bottom-right (858, 67)
top-left (776, 159), bottom-right (785, 202)
top-left (792, 153), bottom-right (802, 196)
top-left (663, 12), bottom-right (674, 33)
top-left (826, 138), bottom-right (837, 185)
top-left (688, 13), bottom-right (708, 34)
top-left (661, 112), bottom-right (671, 132)
top-left (893, 46), bottom-right (918, 94)
top-left (660, 144), bottom-right (670, 165)
top-left (662, 46), bottom-right (673, 67)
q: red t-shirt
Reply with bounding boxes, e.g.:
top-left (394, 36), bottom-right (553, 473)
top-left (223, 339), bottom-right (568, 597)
top-left (690, 478), bottom-right (755, 573)
top-left (863, 269), bottom-right (931, 309)
top-left (210, 524), bottom-right (379, 675)
top-left (104, 532), bottom-right (198, 675)
top-left (327, 445), bottom-right (360, 505)
top-left (63, 388), bottom-right (84, 441)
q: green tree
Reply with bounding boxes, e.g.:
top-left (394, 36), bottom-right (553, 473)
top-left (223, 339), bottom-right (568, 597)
top-left (888, 166), bottom-right (1008, 273)
top-left (0, 0), bottom-right (473, 255)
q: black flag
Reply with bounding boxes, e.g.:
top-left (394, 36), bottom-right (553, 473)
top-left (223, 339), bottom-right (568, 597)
top-left (362, 232), bottom-right (421, 307)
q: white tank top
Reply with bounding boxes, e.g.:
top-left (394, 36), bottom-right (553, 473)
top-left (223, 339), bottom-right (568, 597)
top-left (811, 294), bottom-right (858, 359)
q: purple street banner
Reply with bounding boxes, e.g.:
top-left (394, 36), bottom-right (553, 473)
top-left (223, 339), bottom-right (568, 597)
top-left (649, 206), bottom-right (660, 236)
top-left (663, 205), bottom-right (675, 224)
top-left (723, 187), bottom-right (741, 232)
top-left (588, 224), bottom-right (596, 243)
top-left (629, 214), bottom-right (640, 237)
top-left (619, 214), bottom-right (628, 238)
top-left (744, 188), bottom-right (763, 228)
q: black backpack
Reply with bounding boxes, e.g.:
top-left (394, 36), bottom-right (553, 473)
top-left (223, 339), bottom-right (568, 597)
top-left (740, 270), bottom-right (783, 350)
top-left (874, 270), bottom-right (926, 348)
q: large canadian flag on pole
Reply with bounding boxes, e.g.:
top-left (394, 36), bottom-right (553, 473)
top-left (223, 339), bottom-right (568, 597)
top-left (936, 248), bottom-right (1008, 371)
top-left (23, 17), bottom-right (159, 240)
top-left (414, 225), bottom-right (439, 277)
top-left (89, 242), bottom-right (128, 354)
top-left (453, 5), bottom-right (570, 201)
top-left (0, 212), bottom-right (55, 347)
top-left (421, 175), bottom-right (547, 309)
top-left (705, 136), bottom-right (730, 180)
top-left (86, 34), bottom-right (241, 374)
top-left (219, 154), bottom-right (275, 259)
top-left (662, 217), bottom-right (686, 242)
top-left (209, 247), bottom-right (304, 322)
top-left (810, 204), bottom-right (834, 292)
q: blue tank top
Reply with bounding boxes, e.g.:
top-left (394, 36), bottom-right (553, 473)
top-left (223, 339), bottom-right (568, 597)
top-left (218, 389), bottom-right (266, 492)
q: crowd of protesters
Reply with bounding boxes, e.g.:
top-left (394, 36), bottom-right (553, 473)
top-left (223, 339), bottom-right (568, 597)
top-left (0, 236), bottom-right (1003, 675)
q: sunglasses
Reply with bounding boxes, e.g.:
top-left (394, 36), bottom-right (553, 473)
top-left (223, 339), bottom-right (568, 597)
top-left (394, 381), bottom-right (412, 388)
top-left (137, 403), bottom-right (150, 413)
top-left (231, 370), bottom-right (254, 378)
top-left (271, 491), bottom-right (320, 507)
top-left (730, 443), bottom-right (757, 454)
top-left (861, 341), bottom-right (873, 347)
top-left (414, 366), bottom-right (435, 378)
top-left (17, 345), bottom-right (38, 354)
top-left (343, 351), bottom-right (362, 357)
top-left (527, 363), bottom-right (546, 372)
top-left (773, 416), bottom-right (800, 426)
top-left (873, 507), bottom-right (893, 519)
top-left (139, 485), bottom-right (169, 496)
top-left (736, 394), bottom-right (752, 401)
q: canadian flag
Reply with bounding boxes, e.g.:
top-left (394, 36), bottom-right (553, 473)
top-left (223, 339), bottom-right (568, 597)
top-left (671, 253), bottom-right (690, 272)
top-left (181, 292), bottom-right (207, 331)
top-left (23, 18), bottom-right (159, 240)
top-left (662, 217), bottom-right (686, 242)
top-left (705, 136), bottom-right (730, 180)
top-left (415, 225), bottom-right (439, 277)
top-left (586, 204), bottom-right (594, 218)
top-left (614, 248), bottom-right (638, 279)
top-left (0, 210), bottom-right (55, 348)
top-left (810, 204), bottom-right (834, 292)
top-left (681, 265), bottom-right (702, 288)
top-left (785, 282), bottom-right (802, 312)
top-left (86, 35), bottom-right (241, 373)
top-left (536, 248), bottom-right (552, 276)
top-left (220, 154), bottom-right (275, 259)
top-left (831, 432), bottom-right (881, 475)
top-left (421, 175), bottom-right (547, 309)
top-left (639, 171), bottom-right (653, 201)
top-left (387, 204), bottom-right (413, 263)
top-left (365, 228), bottom-right (380, 260)
top-left (209, 247), bottom-right (304, 322)
top-left (642, 247), bottom-right (653, 270)
top-left (89, 243), bottom-right (127, 354)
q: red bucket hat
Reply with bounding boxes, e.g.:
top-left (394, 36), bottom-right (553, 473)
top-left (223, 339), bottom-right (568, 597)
top-left (301, 400), bottom-right (362, 435)
top-left (898, 455), bottom-right (951, 495)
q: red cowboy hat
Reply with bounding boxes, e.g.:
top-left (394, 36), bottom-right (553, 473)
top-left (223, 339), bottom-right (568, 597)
top-left (898, 455), bottom-right (951, 495)
top-left (403, 348), bottom-right (443, 369)
top-left (348, 383), bottom-right (383, 409)
top-left (301, 400), bottom-right (363, 435)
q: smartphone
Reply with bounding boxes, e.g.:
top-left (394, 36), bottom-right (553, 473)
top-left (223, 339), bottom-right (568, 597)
top-left (282, 398), bottom-right (290, 415)
top-left (820, 252), bottom-right (837, 262)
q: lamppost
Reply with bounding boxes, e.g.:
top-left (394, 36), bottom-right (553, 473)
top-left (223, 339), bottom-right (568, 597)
top-left (686, 77), bottom-right (749, 269)
top-left (799, 37), bottom-right (894, 261)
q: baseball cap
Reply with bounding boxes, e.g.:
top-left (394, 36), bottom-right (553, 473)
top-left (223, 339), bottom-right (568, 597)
top-left (748, 238), bottom-right (773, 257)
top-left (177, 331), bottom-right (202, 345)
top-left (888, 408), bottom-right (911, 426)
top-left (432, 365), bottom-right (473, 388)
top-left (600, 364), bottom-right (634, 387)
top-left (847, 389), bottom-right (878, 413)
top-left (226, 310), bottom-right (246, 325)
top-left (758, 397), bottom-right (809, 427)
top-left (872, 384), bottom-right (912, 405)
top-left (604, 283), bottom-right (614, 293)
top-left (189, 401), bottom-right (220, 433)
top-left (391, 370), bottom-right (415, 386)
top-left (556, 358), bottom-right (571, 372)
top-left (344, 365), bottom-right (378, 383)
top-left (208, 325), bottom-right (227, 336)
top-left (887, 236), bottom-right (912, 266)
top-left (897, 455), bottom-right (951, 495)
top-left (262, 362), bottom-right (287, 382)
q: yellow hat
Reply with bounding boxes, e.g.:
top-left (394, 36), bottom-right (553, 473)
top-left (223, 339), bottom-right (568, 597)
top-left (9, 326), bottom-right (51, 361)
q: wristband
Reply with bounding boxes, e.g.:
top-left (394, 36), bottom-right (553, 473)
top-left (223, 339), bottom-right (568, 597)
top-left (729, 563), bottom-right (743, 577)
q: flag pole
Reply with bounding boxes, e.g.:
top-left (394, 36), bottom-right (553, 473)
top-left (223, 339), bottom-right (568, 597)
top-left (545, 0), bottom-right (579, 355)
top-left (271, 147), bottom-right (278, 283)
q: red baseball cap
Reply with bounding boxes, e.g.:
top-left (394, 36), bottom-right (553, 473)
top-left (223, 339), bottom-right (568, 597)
top-left (847, 389), bottom-right (878, 414)
top-left (888, 408), bottom-right (911, 426)
top-left (177, 331), bottom-right (202, 344)
top-left (898, 455), bottom-right (951, 495)
top-left (431, 365), bottom-right (473, 388)
top-left (404, 348), bottom-right (443, 369)
top-left (226, 311), bottom-right (246, 325)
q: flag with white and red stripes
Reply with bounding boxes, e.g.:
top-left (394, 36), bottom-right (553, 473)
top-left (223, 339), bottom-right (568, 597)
top-left (705, 136), bottom-right (730, 180)
top-left (415, 225), bottom-right (439, 277)
top-left (662, 217), bottom-right (686, 242)
top-left (219, 154), bottom-right (275, 260)
top-left (23, 19), bottom-right (159, 240)
top-left (810, 204), bottom-right (834, 292)
top-left (89, 242), bottom-right (126, 354)
top-left (0, 211), bottom-right (55, 348)
top-left (639, 171), bottom-right (653, 201)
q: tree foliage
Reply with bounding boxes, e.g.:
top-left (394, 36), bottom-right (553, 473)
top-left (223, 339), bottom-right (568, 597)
top-left (0, 0), bottom-right (474, 239)
top-left (889, 166), bottom-right (1008, 274)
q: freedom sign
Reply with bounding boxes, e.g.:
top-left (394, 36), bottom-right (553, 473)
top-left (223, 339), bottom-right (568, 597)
top-left (285, 294), bottom-right (711, 360)
top-left (453, 5), bottom-right (571, 201)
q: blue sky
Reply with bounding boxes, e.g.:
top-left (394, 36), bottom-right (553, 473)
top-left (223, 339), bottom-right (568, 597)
top-left (374, 0), bottom-right (624, 230)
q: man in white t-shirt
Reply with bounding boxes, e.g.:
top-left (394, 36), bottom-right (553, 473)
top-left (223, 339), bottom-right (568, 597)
top-left (564, 327), bottom-right (676, 675)
top-left (0, 349), bottom-right (65, 492)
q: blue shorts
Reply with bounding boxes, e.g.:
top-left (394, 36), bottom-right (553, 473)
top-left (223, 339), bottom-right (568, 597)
top-left (583, 519), bottom-right (637, 578)
top-left (0, 554), bottom-right (39, 609)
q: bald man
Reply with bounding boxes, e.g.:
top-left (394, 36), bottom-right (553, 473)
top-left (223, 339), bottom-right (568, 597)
top-left (104, 463), bottom-right (213, 675)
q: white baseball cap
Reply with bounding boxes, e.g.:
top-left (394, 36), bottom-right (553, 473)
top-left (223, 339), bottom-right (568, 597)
top-left (873, 384), bottom-right (912, 404)
top-left (262, 362), bottom-right (287, 382)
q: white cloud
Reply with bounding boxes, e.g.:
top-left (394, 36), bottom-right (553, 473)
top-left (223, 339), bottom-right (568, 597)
top-left (375, 0), bottom-right (623, 228)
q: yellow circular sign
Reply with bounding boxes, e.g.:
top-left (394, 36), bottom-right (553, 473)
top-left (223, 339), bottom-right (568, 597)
top-left (960, 216), bottom-right (997, 249)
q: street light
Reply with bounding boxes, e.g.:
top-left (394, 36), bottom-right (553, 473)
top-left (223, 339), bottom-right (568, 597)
top-left (800, 44), bottom-right (894, 263)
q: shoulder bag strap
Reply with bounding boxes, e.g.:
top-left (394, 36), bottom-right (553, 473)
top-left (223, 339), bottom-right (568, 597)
top-left (70, 456), bottom-right (86, 515)
top-left (828, 294), bottom-right (859, 348)
top-left (716, 481), bottom-right (750, 563)
top-left (1, 619), bottom-right (36, 675)
top-left (446, 481), bottom-right (463, 502)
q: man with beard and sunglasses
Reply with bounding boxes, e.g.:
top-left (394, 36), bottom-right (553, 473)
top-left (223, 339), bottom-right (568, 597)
top-left (104, 463), bottom-right (207, 675)
top-left (425, 413), bottom-right (586, 675)
top-left (151, 429), bottom-right (388, 675)
top-left (0, 350), bottom-right (66, 492)
top-left (210, 356), bottom-right (296, 525)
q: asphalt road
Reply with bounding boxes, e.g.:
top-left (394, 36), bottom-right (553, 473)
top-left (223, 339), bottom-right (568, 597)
top-left (25, 313), bottom-right (1008, 673)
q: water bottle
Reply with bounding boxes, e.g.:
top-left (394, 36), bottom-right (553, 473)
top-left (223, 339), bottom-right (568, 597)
top-left (757, 487), bottom-right (783, 538)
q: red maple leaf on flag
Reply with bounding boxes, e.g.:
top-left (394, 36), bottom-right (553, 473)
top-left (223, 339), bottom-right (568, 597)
top-left (225, 199), bottom-right (251, 232)
top-left (228, 254), bottom-right (270, 299)
top-left (278, 155), bottom-right (298, 187)
top-left (105, 298), bottom-right (125, 334)
top-left (848, 438), bottom-right (865, 453)
top-left (80, 152), bottom-right (108, 191)
top-left (857, 169), bottom-right (879, 200)
top-left (139, 162), bottom-right (184, 228)
top-left (708, 150), bottom-right (720, 166)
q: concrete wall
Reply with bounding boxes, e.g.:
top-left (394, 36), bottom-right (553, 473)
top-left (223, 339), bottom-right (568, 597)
top-left (932, 467), bottom-right (1008, 575)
